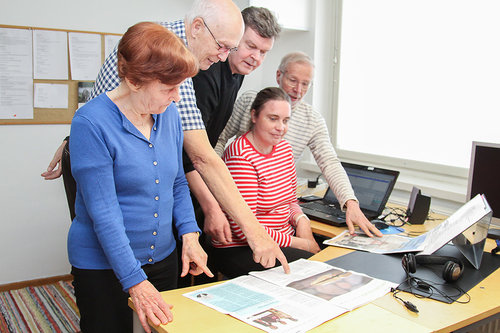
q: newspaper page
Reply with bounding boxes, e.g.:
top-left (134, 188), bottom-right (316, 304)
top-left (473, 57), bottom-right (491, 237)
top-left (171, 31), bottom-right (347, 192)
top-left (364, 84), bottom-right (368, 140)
top-left (418, 194), bottom-right (491, 255)
top-left (324, 194), bottom-right (491, 255)
top-left (324, 230), bottom-right (426, 254)
top-left (184, 259), bottom-right (395, 332)
top-left (250, 259), bottom-right (396, 311)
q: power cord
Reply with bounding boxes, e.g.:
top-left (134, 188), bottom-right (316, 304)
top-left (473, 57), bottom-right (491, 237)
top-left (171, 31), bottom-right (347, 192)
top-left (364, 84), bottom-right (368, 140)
top-left (379, 207), bottom-right (408, 227)
top-left (380, 207), bottom-right (434, 231)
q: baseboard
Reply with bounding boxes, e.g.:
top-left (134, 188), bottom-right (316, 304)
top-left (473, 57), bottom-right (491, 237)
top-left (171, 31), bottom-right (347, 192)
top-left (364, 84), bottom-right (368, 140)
top-left (0, 274), bottom-right (73, 292)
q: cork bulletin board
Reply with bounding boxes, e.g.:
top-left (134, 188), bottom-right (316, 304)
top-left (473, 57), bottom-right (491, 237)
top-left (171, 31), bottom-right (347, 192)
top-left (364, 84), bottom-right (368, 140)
top-left (0, 24), bottom-right (121, 125)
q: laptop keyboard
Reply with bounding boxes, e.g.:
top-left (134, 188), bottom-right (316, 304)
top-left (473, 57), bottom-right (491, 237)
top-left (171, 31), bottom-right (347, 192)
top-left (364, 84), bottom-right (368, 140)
top-left (303, 201), bottom-right (346, 218)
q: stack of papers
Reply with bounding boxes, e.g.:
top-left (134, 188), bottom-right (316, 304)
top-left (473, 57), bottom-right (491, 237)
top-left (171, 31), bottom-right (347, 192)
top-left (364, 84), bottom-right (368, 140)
top-left (184, 259), bottom-right (396, 332)
top-left (324, 194), bottom-right (492, 255)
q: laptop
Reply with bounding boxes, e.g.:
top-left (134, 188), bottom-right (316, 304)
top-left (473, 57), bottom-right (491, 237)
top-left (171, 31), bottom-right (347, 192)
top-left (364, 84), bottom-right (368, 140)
top-left (299, 162), bottom-right (400, 227)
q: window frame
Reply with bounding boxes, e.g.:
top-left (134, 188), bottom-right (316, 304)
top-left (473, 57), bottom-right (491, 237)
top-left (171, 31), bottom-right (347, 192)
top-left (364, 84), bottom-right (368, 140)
top-left (300, 0), bottom-right (471, 214)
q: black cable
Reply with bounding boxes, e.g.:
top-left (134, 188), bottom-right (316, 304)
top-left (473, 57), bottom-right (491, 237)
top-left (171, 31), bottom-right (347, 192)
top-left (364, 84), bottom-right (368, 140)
top-left (405, 275), bottom-right (471, 304)
top-left (392, 259), bottom-right (471, 311)
top-left (381, 207), bottom-right (436, 227)
top-left (380, 207), bottom-right (408, 227)
top-left (391, 287), bottom-right (419, 313)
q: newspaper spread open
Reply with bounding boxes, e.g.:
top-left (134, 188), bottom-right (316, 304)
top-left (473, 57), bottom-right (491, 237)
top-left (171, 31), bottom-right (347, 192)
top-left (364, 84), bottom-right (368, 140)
top-left (184, 259), bottom-right (396, 332)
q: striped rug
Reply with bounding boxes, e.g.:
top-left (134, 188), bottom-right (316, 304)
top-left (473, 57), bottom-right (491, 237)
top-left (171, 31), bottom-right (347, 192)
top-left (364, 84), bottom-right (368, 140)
top-left (0, 280), bottom-right (80, 332)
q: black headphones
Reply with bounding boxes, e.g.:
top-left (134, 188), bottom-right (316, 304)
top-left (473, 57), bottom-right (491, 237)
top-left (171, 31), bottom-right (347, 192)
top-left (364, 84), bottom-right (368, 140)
top-left (402, 253), bottom-right (464, 283)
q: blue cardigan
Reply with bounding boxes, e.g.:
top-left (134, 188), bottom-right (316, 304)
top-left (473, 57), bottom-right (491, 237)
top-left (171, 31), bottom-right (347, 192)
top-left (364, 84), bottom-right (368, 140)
top-left (68, 93), bottom-right (200, 291)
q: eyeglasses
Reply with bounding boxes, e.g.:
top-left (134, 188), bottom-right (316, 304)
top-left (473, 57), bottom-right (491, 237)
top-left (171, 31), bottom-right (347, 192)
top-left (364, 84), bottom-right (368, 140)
top-left (280, 70), bottom-right (312, 91)
top-left (201, 18), bottom-right (238, 54)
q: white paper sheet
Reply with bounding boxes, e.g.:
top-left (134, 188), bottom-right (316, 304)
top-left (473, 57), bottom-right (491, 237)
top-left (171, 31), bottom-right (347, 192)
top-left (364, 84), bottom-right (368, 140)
top-left (68, 32), bottom-right (101, 80)
top-left (33, 30), bottom-right (68, 80)
top-left (104, 34), bottom-right (121, 58)
top-left (0, 27), bottom-right (33, 119)
top-left (34, 83), bottom-right (68, 108)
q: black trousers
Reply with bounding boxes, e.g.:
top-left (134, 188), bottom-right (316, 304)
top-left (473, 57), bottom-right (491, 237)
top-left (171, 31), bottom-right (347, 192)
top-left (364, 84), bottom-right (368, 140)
top-left (212, 246), bottom-right (313, 279)
top-left (71, 248), bottom-right (178, 333)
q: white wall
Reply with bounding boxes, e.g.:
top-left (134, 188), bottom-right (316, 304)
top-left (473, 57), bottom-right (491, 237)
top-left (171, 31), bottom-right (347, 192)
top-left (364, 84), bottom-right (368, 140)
top-left (0, 0), bottom-right (190, 285)
top-left (0, 0), bottom-right (316, 284)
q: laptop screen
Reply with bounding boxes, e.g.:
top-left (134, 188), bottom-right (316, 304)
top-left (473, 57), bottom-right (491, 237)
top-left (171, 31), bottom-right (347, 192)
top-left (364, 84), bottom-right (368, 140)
top-left (323, 162), bottom-right (399, 215)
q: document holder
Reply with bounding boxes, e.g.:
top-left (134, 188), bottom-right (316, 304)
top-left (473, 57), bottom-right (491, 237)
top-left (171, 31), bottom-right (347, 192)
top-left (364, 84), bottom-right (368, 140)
top-left (452, 196), bottom-right (492, 269)
top-left (407, 186), bottom-right (431, 225)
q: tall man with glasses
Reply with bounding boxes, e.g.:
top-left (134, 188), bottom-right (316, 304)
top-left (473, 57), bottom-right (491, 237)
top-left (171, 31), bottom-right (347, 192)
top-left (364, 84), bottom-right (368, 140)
top-left (42, 0), bottom-right (290, 275)
top-left (201, 18), bottom-right (239, 54)
top-left (215, 51), bottom-right (383, 237)
top-left (186, 6), bottom-right (280, 246)
top-left (175, 7), bottom-right (281, 285)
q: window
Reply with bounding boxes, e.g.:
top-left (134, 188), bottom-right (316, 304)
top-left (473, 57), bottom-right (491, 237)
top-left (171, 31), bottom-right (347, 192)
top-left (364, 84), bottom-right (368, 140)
top-left (334, 0), bottom-right (500, 170)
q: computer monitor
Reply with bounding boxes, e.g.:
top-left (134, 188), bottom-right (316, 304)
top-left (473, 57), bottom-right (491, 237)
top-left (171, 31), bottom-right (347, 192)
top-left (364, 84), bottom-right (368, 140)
top-left (467, 141), bottom-right (500, 239)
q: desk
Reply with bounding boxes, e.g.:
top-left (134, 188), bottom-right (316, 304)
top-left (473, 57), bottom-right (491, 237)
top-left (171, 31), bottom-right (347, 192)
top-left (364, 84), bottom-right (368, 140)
top-left (130, 213), bottom-right (500, 333)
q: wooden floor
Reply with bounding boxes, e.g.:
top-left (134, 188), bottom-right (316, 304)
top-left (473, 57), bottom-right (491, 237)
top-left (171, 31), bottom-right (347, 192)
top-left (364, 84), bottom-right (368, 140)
top-left (0, 274), bottom-right (73, 292)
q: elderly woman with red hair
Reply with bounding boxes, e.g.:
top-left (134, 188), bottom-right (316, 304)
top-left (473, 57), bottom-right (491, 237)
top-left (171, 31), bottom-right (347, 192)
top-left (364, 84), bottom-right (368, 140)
top-left (68, 22), bottom-right (212, 333)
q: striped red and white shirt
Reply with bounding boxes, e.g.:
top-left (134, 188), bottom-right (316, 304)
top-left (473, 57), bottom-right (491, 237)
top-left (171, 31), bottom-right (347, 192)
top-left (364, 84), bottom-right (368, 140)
top-left (213, 132), bottom-right (303, 248)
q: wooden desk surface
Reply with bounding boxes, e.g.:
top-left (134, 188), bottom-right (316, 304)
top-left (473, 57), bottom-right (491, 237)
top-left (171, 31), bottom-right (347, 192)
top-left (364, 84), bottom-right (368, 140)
top-left (129, 277), bottom-right (431, 333)
top-left (310, 244), bottom-right (500, 333)
top-left (309, 208), bottom-right (500, 333)
top-left (130, 208), bottom-right (500, 333)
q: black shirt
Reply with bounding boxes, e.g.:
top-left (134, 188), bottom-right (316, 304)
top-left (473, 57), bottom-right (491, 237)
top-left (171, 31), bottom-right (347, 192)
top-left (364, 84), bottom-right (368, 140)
top-left (183, 60), bottom-right (245, 173)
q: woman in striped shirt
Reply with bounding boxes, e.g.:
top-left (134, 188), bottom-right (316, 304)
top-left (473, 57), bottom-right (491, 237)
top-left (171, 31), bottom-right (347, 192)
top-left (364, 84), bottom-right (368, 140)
top-left (212, 87), bottom-right (320, 278)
